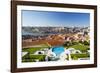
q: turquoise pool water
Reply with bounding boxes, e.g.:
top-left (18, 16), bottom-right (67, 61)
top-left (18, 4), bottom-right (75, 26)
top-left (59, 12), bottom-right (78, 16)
top-left (52, 46), bottom-right (65, 56)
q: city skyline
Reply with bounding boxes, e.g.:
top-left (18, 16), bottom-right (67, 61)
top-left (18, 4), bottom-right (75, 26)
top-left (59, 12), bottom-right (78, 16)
top-left (22, 10), bottom-right (90, 27)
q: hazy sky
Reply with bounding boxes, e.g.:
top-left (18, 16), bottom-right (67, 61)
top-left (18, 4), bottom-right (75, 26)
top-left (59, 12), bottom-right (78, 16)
top-left (22, 10), bottom-right (90, 27)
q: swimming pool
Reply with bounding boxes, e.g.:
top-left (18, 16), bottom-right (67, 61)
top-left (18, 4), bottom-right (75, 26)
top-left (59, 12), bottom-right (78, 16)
top-left (52, 46), bottom-right (65, 56)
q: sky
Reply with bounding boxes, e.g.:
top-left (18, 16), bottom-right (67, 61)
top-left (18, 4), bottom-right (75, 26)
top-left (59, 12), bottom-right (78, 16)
top-left (22, 10), bottom-right (90, 27)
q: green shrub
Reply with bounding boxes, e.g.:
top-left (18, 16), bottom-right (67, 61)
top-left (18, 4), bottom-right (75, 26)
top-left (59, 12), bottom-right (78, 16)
top-left (71, 54), bottom-right (90, 60)
top-left (73, 56), bottom-right (78, 60)
top-left (22, 54), bottom-right (46, 62)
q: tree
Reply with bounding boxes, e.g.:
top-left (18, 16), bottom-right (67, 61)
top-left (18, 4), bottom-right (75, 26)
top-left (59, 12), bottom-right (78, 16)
top-left (63, 41), bottom-right (72, 47)
top-left (83, 41), bottom-right (89, 45)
